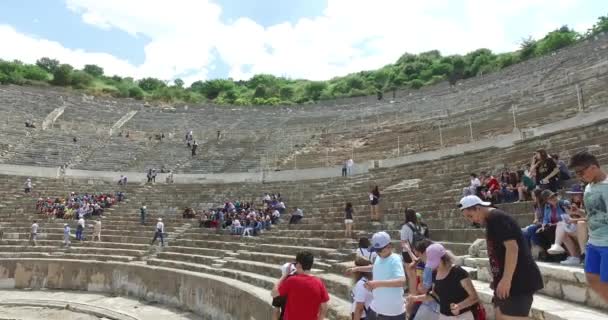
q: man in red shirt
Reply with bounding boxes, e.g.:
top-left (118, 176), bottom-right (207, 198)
top-left (271, 251), bottom-right (329, 320)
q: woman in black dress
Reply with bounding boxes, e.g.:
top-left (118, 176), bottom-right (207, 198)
top-left (369, 186), bottom-right (381, 221)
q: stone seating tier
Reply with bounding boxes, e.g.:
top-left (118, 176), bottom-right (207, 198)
top-left (0, 33), bottom-right (607, 172)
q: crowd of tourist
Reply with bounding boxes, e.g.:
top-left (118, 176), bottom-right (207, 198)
top-left (269, 150), bottom-right (608, 319)
top-left (192, 193), bottom-right (286, 237)
top-left (35, 191), bottom-right (124, 220)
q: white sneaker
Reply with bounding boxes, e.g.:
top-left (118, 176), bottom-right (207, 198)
top-left (560, 256), bottom-right (581, 266)
top-left (548, 244), bottom-right (566, 255)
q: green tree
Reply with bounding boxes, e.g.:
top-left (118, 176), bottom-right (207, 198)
top-left (21, 65), bottom-right (49, 81)
top-left (52, 64), bottom-right (74, 86)
top-left (36, 57), bottom-right (60, 73)
top-left (128, 86), bottom-right (144, 100)
top-left (71, 70), bottom-right (94, 89)
top-left (410, 79), bottom-right (424, 89)
top-left (519, 36), bottom-right (537, 60)
top-left (253, 84), bottom-right (269, 98)
top-left (83, 64), bottom-right (104, 77)
top-left (304, 81), bottom-right (327, 101)
top-left (193, 79), bottom-right (235, 100)
top-left (138, 77), bottom-right (166, 92)
top-left (535, 26), bottom-right (579, 56)
top-left (585, 15), bottom-right (608, 37)
top-left (173, 78), bottom-right (184, 88)
top-left (279, 85), bottom-right (295, 100)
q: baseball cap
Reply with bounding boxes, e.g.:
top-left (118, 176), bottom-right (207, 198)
top-left (158, 218), bottom-right (162, 221)
top-left (458, 195), bottom-right (491, 210)
top-left (370, 231), bottom-right (391, 252)
top-left (541, 189), bottom-right (557, 201)
top-left (280, 262), bottom-right (296, 276)
top-left (425, 243), bottom-right (446, 270)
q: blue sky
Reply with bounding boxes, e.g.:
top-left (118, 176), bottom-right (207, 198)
top-left (0, 0), bottom-right (604, 83)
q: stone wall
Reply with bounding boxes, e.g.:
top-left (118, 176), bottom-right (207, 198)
top-left (0, 258), bottom-right (272, 320)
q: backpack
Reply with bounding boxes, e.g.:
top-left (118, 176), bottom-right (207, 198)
top-left (406, 223), bottom-right (426, 246)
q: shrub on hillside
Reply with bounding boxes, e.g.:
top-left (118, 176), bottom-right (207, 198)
top-left (36, 57), bottom-right (60, 73)
top-left (71, 71), bottom-right (94, 89)
top-left (83, 64), bottom-right (104, 77)
top-left (128, 86), bottom-right (145, 100)
top-left (51, 64), bottom-right (74, 86)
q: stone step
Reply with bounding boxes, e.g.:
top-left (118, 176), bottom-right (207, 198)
top-left (147, 258), bottom-right (351, 320)
top-left (465, 257), bottom-right (606, 311)
top-left (472, 279), bottom-right (608, 320)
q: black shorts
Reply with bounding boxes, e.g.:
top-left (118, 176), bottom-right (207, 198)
top-left (493, 294), bottom-right (534, 317)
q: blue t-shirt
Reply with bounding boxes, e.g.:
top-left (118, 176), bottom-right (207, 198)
top-left (370, 253), bottom-right (405, 316)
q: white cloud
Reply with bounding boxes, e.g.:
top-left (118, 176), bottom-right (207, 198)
top-left (0, 0), bottom-right (596, 84)
top-left (0, 24), bottom-right (138, 77)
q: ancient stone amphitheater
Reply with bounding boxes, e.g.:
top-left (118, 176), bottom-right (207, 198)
top-left (0, 33), bottom-right (608, 319)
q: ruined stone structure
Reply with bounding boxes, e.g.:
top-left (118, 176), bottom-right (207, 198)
top-left (1, 33), bottom-right (608, 319)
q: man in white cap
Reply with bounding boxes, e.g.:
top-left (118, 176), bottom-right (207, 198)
top-left (347, 231), bottom-right (406, 319)
top-left (459, 195), bottom-right (543, 320)
top-left (151, 217), bottom-right (165, 246)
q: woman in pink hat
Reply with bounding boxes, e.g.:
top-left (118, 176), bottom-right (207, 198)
top-left (408, 243), bottom-right (481, 320)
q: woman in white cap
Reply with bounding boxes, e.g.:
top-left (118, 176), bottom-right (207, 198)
top-left (408, 243), bottom-right (480, 320)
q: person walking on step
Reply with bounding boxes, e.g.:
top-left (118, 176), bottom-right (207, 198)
top-left (569, 152), bottom-right (608, 304)
top-left (289, 207), bottom-right (303, 224)
top-left (76, 216), bottom-right (85, 241)
top-left (140, 203), bottom-right (147, 225)
top-left (151, 218), bottom-right (165, 246)
top-left (271, 251), bottom-right (329, 320)
top-left (347, 231), bottom-right (406, 319)
top-left (192, 141), bottom-right (198, 156)
top-left (93, 219), bottom-right (102, 242)
top-left (459, 195), bottom-right (543, 320)
top-left (24, 178), bottom-right (32, 194)
top-left (344, 202), bottom-right (354, 238)
top-left (369, 186), bottom-right (381, 221)
top-left (29, 220), bottom-right (38, 246)
top-left (347, 158), bottom-right (354, 175)
top-left (63, 223), bottom-right (71, 248)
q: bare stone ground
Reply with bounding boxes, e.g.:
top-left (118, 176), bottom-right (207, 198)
top-left (0, 306), bottom-right (100, 320)
top-left (0, 290), bottom-right (199, 320)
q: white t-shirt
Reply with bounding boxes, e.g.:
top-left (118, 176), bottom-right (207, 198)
top-left (156, 222), bottom-right (164, 233)
top-left (31, 223), bottom-right (38, 234)
top-left (78, 218), bottom-right (85, 228)
top-left (470, 178), bottom-right (481, 188)
top-left (400, 223), bottom-right (415, 251)
top-left (356, 248), bottom-right (377, 262)
top-left (233, 219), bottom-right (241, 227)
top-left (351, 277), bottom-right (373, 317)
top-left (347, 159), bottom-right (354, 167)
